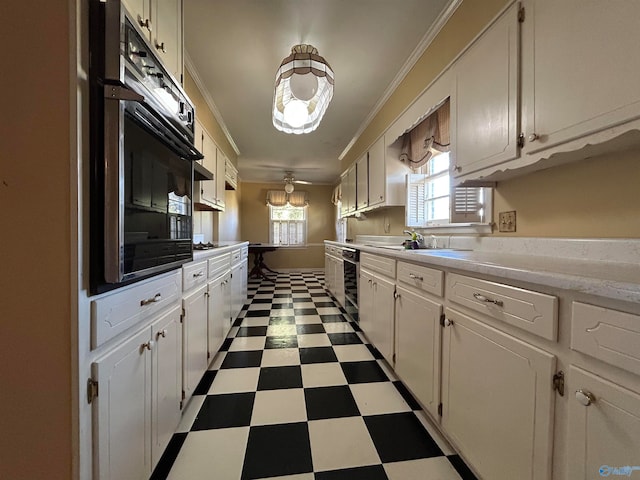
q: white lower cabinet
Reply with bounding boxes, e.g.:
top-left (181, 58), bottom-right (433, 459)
top-left (567, 366), bottom-right (640, 479)
top-left (92, 305), bottom-right (182, 480)
top-left (442, 307), bottom-right (555, 480)
top-left (359, 268), bottom-right (395, 363)
top-left (181, 283), bottom-right (208, 403)
top-left (230, 258), bottom-right (247, 322)
top-left (394, 285), bottom-right (442, 419)
top-left (208, 270), bottom-right (231, 358)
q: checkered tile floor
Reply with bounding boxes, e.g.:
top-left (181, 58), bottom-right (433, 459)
top-left (151, 271), bottom-right (477, 480)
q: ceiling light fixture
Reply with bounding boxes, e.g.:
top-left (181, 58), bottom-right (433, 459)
top-left (284, 182), bottom-right (295, 194)
top-left (272, 44), bottom-right (334, 134)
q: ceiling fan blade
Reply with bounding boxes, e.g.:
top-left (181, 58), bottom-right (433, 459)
top-left (293, 180), bottom-right (313, 185)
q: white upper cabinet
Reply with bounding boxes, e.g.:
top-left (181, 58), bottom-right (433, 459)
top-left (193, 119), bottom-right (226, 211)
top-left (152, 0), bottom-right (183, 83)
top-left (367, 136), bottom-right (386, 207)
top-left (341, 134), bottom-right (409, 217)
top-left (521, 0), bottom-right (640, 158)
top-left (451, 2), bottom-right (520, 180)
top-left (356, 153), bottom-right (368, 210)
top-left (122, 0), bottom-right (183, 83)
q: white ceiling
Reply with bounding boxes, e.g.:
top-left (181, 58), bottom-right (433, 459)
top-left (184, 0), bottom-right (452, 185)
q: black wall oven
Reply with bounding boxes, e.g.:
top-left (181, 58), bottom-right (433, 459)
top-left (89, 0), bottom-right (202, 294)
top-left (342, 248), bottom-right (359, 321)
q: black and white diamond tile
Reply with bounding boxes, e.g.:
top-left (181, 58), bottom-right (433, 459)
top-left (152, 271), bottom-right (477, 480)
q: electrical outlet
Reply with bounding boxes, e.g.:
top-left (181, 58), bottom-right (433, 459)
top-left (498, 210), bottom-right (516, 232)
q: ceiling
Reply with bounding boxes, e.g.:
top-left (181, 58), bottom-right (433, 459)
top-left (184, 0), bottom-right (452, 185)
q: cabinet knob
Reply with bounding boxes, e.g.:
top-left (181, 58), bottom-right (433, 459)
top-left (138, 17), bottom-right (151, 31)
top-left (444, 318), bottom-right (454, 327)
top-left (453, 165), bottom-right (462, 172)
top-left (156, 329), bottom-right (167, 340)
top-left (409, 273), bottom-right (424, 281)
top-left (528, 133), bottom-right (539, 142)
top-left (141, 340), bottom-right (155, 352)
top-left (155, 42), bottom-right (166, 53)
top-left (575, 389), bottom-right (596, 406)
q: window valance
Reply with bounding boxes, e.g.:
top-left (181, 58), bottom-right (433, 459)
top-left (399, 98), bottom-right (450, 168)
top-left (266, 190), bottom-right (308, 207)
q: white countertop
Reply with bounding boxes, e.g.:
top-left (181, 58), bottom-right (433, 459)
top-left (326, 238), bottom-right (640, 306)
top-left (192, 241), bottom-right (249, 261)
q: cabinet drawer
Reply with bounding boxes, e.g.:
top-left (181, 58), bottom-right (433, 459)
top-left (91, 270), bottom-right (182, 349)
top-left (360, 252), bottom-right (396, 278)
top-left (396, 261), bottom-right (443, 297)
top-left (208, 253), bottom-right (230, 279)
top-left (182, 260), bottom-right (208, 292)
top-left (240, 246), bottom-right (248, 261)
top-left (231, 248), bottom-right (242, 265)
top-left (446, 273), bottom-right (558, 341)
top-left (571, 302), bottom-right (640, 376)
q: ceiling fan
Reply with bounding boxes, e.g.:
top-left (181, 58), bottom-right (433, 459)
top-left (283, 171), bottom-right (312, 193)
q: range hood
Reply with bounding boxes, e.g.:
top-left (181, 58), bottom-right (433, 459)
top-left (194, 162), bottom-right (214, 181)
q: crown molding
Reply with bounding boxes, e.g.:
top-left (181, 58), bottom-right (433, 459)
top-left (184, 52), bottom-right (241, 156)
top-left (338, 0), bottom-right (462, 161)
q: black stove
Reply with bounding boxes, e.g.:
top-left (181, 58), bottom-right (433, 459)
top-left (193, 242), bottom-right (220, 250)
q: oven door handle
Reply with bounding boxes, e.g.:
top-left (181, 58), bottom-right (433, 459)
top-left (104, 84), bottom-right (144, 103)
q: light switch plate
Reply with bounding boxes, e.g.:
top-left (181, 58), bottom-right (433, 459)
top-left (499, 211), bottom-right (516, 232)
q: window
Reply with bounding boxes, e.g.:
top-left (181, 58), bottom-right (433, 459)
top-left (406, 150), bottom-right (491, 227)
top-left (270, 204), bottom-right (307, 245)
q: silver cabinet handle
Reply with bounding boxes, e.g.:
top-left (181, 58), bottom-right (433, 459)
top-left (193, 271), bottom-right (205, 278)
top-left (156, 329), bottom-right (167, 340)
top-left (155, 42), bottom-right (166, 53)
top-left (453, 165), bottom-right (462, 172)
top-left (393, 291), bottom-right (400, 299)
top-left (141, 340), bottom-right (155, 352)
top-left (409, 273), bottom-right (424, 281)
top-left (444, 318), bottom-right (454, 327)
top-left (140, 293), bottom-right (162, 306)
top-left (138, 17), bottom-right (152, 31)
top-left (575, 390), bottom-right (596, 406)
top-left (528, 133), bottom-right (539, 142)
top-left (473, 293), bottom-right (504, 307)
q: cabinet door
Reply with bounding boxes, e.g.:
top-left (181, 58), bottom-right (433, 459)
top-left (371, 274), bottom-right (395, 364)
top-left (345, 165), bottom-right (356, 213)
top-left (151, 306), bottom-right (182, 468)
top-left (200, 132), bottom-right (217, 206)
top-left (356, 153), bottom-right (368, 210)
top-left (395, 286), bottom-right (442, 419)
top-left (521, 0), bottom-right (640, 155)
top-left (442, 307), bottom-right (555, 480)
top-left (182, 284), bottom-right (208, 401)
top-left (93, 328), bottom-right (152, 480)
top-left (215, 149), bottom-right (226, 209)
top-left (230, 262), bottom-right (243, 321)
top-left (451, 2), bottom-right (520, 178)
top-left (367, 136), bottom-right (385, 207)
top-left (567, 366), bottom-right (640, 478)
top-left (324, 253), bottom-right (333, 294)
top-left (359, 269), bottom-right (374, 338)
top-left (334, 258), bottom-right (345, 308)
top-left (123, 0), bottom-right (151, 39)
top-left (152, 0), bottom-right (183, 82)
top-left (207, 274), bottom-right (227, 360)
top-left (339, 174), bottom-right (349, 217)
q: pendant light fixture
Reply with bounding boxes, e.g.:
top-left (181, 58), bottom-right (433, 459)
top-left (272, 44), bottom-right (334, 134)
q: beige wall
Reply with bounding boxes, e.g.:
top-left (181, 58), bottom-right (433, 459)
top-left (240, 182), bottom-right (335, 268)
top-left (494, 148), bottom-right (640, 238)
top-left (346, 207), bottom-right (406, 240)
top-left (0, 0), bottom-right (74, 478)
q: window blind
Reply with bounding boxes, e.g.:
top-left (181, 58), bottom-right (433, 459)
top-left (406, 173), bottom-right (427, 227)
top-left (450, 187), bottom-right (484, 223)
